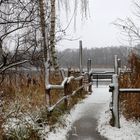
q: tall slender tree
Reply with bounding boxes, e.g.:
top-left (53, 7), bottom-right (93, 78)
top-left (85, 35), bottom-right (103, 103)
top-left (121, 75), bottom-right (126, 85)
top-left (49, 0), bottom-right (89, 70)
top-left (50, 0), bottom-right (58, 69)
top-left (38, 0), bottom-right (89, 105)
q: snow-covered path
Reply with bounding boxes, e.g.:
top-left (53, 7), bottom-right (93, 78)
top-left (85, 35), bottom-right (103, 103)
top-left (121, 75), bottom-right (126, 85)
top-left (47, 86), bottom-right (140, 140)
top-left (66, 86), bottom-right (111, 140)
top-left (47, 86), bottom-right (111, 140)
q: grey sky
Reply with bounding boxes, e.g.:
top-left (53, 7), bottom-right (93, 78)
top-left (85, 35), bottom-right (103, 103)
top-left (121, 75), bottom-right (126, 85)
top-left (57, 0), bottom-right (134, 50)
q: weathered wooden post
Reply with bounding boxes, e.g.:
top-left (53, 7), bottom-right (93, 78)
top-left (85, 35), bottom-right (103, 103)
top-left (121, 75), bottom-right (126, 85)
top-left (114, 55), bottom-right (118, 74)
top-left (88, 73), bottom-right (92, 92)
top-left (67, 67), bottom-right (71, 77)
top-left (87, 59), bottom-right (92, 92)
top-left (79, 40), bottom-right (83, 74)
top-left (64, 82), bottom-right (68, 108)
top-left (112, 74), bottom-right (120, 128)
top-left (79, 78), bottom-right (83, 94)
top-left (79, 77), bottom-right (83, 87)
top-left (118, 58), bottom-right (121, 75)
top-left (96, 74), bottom-right (98, 88)
top-left (46, 89), bottom-right (51, 107)
top-left (60, 68), bottom-right (65, 79)
top-left (87, 59), bottom-right (91, 73)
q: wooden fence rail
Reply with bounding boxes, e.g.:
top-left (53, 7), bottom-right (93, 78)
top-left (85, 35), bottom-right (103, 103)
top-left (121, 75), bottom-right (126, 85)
top-left (45, 40), bottom-right (93, 112)
top-left (48, 82), bottom-right (92, 112)
top-left (108, 55), bottom-right (140, 128)
top-left (109, 74), bottom-right (140, 128)
top-left (46, 71), bottom-right (92, 112)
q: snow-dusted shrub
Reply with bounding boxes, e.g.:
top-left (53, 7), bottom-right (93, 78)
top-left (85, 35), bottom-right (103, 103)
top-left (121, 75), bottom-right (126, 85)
top-left (2, 100), bottom-right (47, 140)
top-left (119, 52), bottom-right (140, 120)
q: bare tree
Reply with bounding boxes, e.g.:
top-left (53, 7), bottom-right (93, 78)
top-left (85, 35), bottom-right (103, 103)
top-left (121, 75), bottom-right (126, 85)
top-left (0, 0), bottom-right (42, 73)
top-left (37, 0), bottom-right (89, 105)
top-left (114, 1), bottom-right (140, 49)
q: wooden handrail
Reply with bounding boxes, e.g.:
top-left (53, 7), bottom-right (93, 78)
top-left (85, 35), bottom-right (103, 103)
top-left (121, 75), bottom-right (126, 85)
top-left (46, 77), bottom-right (68, 90)
top-left (48, 82), bottom-right (92, 112)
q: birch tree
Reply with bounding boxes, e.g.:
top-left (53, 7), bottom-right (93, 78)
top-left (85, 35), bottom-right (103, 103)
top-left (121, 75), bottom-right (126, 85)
top-left (49, 0), bottom-right (89, 70)
top-left (38, 0), bottom-right (89, 105)
top-left (50, 0), bottom-right (58, 69)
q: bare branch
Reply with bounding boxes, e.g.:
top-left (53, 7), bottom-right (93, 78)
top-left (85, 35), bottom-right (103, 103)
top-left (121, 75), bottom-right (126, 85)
top-left (0, 60), bottom-right (28, 73)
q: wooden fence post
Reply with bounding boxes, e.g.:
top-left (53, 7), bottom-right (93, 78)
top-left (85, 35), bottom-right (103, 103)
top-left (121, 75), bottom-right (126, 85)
top-left (88, 74), bottom-right (92, 92)
top-left (46, 89), bottom-right (51, 107)
top-left (64, 82), bottom-right (68, 107)
top-left (114, 55), bottom-right (118, 74)
top-left (112, 74), bottom-right (120, 128)
top-left (79, 78), bottom-right (83, 87)
top-left (87, 59), bottom-right (92, 92)
top-left (79, 40), bottom-right (83, 74)
top-left (96, 74), bottom-right (98, 88)
top-left (118, 58), bottom-right (121, 75)
top-left (87, 59), bottom-right (91, 73)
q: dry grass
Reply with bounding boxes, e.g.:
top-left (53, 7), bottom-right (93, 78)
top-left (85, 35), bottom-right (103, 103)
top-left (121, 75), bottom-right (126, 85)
top-left (1, 73), bottom-right (45, 109)
top-left (0, 69), bottom-right (88, 139)
top-left (119, 53), bottom-right (140, 120)
top-left (0, 72), bottom-right (46, 139)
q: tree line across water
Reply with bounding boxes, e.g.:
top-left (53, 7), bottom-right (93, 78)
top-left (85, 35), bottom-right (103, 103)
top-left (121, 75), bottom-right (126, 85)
top-left (57, 46), bottom-right (130, 68)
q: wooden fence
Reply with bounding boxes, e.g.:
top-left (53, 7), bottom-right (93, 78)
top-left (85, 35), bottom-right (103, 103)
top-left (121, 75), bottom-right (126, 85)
top-left (46, 69), bottom-right (92, 112)
top-left (92, 72), bottom-right (113, 87)
top-left (46, 41), bottom-right (93, 112)
top-left (109, 55), bottom-right (140, 128)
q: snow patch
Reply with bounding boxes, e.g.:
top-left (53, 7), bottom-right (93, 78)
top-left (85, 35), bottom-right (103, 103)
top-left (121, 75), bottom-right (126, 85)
top-left (98, 104), bottom-right (140, 140)
top-left (46, 100), bottom-right (86, 140)
top-left (45, 114), bottom-right (72, 140)
top-left (89, 86), bottom-right (111, 103)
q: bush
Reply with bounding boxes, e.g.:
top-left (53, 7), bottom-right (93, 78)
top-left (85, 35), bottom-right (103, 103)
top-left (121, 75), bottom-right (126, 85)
top-left (119, 52), bottom-right (140, 120)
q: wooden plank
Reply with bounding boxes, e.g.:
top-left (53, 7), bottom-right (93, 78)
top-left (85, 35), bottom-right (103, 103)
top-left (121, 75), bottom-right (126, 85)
top-left (119, 88), bottom-right (140, 93)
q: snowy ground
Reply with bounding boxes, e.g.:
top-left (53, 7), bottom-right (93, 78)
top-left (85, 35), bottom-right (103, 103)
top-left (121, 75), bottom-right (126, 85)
top-left (98, 105), bottom-right (140, 140)
top-left (46, 86), bottom-right (140, 140)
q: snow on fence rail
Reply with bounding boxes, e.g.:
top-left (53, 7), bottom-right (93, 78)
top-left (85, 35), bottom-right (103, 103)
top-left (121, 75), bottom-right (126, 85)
top-left (48, 82), bottom-right (92, 112)
top-left (46, 71), bottom-right (92, 112)
top-left (45, 40), bottom-right (93, 112)
top-left (109, 74), bottom-right (140, 128)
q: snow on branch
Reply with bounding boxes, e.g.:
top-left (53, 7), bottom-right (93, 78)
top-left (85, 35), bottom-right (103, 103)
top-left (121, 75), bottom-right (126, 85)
top-left (0, 60), bottom-right (29, 73)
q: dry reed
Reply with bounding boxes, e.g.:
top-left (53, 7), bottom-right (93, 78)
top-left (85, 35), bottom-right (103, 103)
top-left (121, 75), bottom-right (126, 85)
top-left (0, 69), bottom-right (88, 139)
top-left (119, 52), bottom-right (140, 120)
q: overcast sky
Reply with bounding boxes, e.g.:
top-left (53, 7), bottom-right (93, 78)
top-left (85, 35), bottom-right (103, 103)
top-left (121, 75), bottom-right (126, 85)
top-left (56, 0), bottom-right (135, 51)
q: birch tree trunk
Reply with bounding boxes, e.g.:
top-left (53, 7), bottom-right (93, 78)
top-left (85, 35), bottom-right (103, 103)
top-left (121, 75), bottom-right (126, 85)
top-left (50, 0), bottom-right (58, 70)
top-left (38, 0), bottom-right (48, 61)
top-left (38, 0), bottom-right (51, 106)
top-left (0, 39), bottom-right (3, 64)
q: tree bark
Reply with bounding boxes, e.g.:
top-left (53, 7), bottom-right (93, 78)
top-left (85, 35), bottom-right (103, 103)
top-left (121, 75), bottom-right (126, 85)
top-left (38, 0), bottom-right (51, 106)
top-left (38, 0), bottom-right (48, 61)
top-left (50, 0), bottom-right (58, 69)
